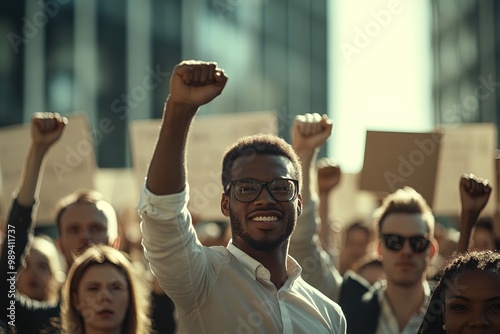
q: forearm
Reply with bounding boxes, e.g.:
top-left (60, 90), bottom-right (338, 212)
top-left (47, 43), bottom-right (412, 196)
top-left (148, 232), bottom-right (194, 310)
top-left (0, 199), bottom-right (34, 323)
top-left (146, 98), bottom-right (198, 195)
top-left (17, 145), bottom-right (49, 206)
top-left (318, 192), bottom-right (331, 251)
top-left (139, 187), bottom-right (216, 311)
top-left (457, 209), bottom-right (480, 253)
top-left (294, 148), bottom-right (318, 205)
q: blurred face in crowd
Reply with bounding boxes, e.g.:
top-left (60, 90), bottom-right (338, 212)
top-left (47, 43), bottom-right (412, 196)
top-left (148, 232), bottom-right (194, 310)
top-left (340, 227), bottom-right (372, 273)
top-left (444, 269), bottom-right (500, 333)
top-left (73, 264), bottom-right (129, 334)
top-left (58, 203), bottom-right (111, 266)
top-left (18, 249), bottom-right (53, 301)
top-left (471, 227), bottom-right (496, 251)
top-left (378, 213), bottom-right (436, 288)
top-left (17, 237), bottom-right (62, 303)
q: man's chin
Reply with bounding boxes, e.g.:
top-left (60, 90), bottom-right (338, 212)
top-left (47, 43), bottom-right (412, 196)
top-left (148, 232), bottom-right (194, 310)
top-left (243, 235), bottom-right (287, 252)
top-left (72, 244), bottom-right (93, 259)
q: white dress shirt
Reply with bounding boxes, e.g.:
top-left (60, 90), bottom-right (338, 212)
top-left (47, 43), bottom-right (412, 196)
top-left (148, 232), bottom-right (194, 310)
top-left (139, 183), bottom-right (347, 334)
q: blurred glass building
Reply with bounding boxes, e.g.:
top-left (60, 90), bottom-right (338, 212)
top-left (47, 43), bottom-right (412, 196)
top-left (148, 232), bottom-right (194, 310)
top-left (0, 0), bottom-right (328, 167)
top-left (431, 0), bottom-right (500, 142)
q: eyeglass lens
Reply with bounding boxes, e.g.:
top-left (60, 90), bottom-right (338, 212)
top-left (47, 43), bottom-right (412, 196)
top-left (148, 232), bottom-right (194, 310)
top-left (232, 179), bottom-right (297, 202)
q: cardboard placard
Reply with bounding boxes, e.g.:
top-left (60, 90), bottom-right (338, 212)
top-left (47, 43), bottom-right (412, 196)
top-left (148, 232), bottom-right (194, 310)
top-left (359, 130), bottom-right (441, 207)
top-left (360, 125), bottom-right (497, 217)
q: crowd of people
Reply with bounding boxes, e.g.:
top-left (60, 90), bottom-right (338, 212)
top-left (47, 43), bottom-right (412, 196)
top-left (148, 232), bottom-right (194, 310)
top-left (0, 60), bottom-right (499, 333)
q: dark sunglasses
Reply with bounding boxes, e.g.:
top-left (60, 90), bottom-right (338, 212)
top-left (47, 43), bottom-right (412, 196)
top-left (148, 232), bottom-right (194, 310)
top-left (381, 234), bottom-right (430, 253)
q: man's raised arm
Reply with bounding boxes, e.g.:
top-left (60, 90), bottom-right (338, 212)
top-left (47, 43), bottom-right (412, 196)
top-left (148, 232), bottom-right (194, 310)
top-left (146, 61), bottom-right (227, 195)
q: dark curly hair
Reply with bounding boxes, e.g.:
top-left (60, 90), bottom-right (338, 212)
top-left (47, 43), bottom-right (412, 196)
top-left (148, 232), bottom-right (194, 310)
top-left (418, 250), bottom-right (500, 333)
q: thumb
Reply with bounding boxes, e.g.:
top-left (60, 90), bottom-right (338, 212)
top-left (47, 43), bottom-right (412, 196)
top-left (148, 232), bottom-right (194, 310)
top-left (214, 69), bottom-right (228, 84)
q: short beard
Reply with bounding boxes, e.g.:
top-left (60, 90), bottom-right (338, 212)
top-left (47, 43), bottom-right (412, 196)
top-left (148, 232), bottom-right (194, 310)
top-left (229, 207), bottom-right (296, 252)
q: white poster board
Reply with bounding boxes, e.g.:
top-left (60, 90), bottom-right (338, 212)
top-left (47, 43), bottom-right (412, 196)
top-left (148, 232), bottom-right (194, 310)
top-left (93, 168), bottom-right (138, 214)
top-left (130, 111), bottom-right (278, 221)
top-left (433, 123), bottom-right (497, 216)
top-left (330, 172), bottom-right (378, 227)
top-left (0, 114), bottom-right (97, 225)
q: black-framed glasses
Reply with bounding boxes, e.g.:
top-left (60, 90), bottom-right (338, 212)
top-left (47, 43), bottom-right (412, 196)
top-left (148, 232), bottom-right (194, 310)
top-left (225, 178), bottom-right (299, 202)
top-left (381, 234), bottom-right (430, 253)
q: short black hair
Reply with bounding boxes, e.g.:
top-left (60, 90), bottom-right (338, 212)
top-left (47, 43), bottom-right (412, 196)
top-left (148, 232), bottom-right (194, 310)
top-left (221, 134), bottom-right (302, 192)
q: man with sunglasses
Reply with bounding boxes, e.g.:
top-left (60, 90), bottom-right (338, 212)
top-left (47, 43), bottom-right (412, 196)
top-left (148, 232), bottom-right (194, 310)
top-left (139, 60), bottom-right (346, 333)
top-left (361, 187), bottom-right (439, 334)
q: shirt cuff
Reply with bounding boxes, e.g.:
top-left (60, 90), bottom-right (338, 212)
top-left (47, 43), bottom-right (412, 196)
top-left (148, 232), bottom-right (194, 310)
top-left (137, 178), bottom-right (190, 221)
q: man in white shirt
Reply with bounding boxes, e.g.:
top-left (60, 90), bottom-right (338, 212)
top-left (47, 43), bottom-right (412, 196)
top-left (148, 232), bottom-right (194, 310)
top-left (139, 60), bottom-right (346, 333)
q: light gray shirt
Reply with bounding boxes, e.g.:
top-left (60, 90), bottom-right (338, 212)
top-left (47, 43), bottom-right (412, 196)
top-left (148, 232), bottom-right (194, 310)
top-left (376, 282), bottom-right (431, 334)
top-left (139, 183), bottom-right (347, 334)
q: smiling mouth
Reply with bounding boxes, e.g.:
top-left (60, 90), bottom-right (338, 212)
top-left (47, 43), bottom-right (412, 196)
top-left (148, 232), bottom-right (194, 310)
top-left (252, 216), bottom-right (278, 222)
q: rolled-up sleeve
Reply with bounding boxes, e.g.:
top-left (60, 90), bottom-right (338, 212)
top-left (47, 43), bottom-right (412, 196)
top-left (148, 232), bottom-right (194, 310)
top-left (138, 182), bottom-right (216, 311)
top-left (288, 198), bottom-right (343, 301)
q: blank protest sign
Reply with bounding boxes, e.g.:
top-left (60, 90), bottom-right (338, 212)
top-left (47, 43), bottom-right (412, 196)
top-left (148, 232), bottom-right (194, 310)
top-left (130, 111), bottom-right (277, 221)
top-left (433, 123), bottom-right (497, 216)
top-left (0, 114), bottom-right (96, 225)
top-left (359, 130), bottom-right (442, 207)
top-left (359, 125), bottom-right (497, 217)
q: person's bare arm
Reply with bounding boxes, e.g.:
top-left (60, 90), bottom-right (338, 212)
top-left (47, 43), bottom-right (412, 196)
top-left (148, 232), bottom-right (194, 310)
top-left (290, 113), bottom-right (343, 300)
top-left (291, 113), bottom-right (333, 204)
top-left (146, 61), bottom-right (227, 195)
top-left (317, 158), bottom-right (341, 252)
top-left (457, 174), bottom-right (492, 253)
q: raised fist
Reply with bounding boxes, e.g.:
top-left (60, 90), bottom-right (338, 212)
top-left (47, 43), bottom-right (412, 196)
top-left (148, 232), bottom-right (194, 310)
top-left (31, 112), bottom-right (67, 150)
top-left (291, 113), bottom-right (333, 151)
top-left (168, 60), bottom-right (228, 110)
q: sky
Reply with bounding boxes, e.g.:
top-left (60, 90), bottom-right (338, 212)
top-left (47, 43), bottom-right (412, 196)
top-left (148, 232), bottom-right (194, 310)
top-left (328, 0), bottom-right (433, 172)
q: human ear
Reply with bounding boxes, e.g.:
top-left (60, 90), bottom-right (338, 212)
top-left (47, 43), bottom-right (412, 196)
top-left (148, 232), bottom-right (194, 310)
top-left (429, 238), bottom-right (439, 261)
top-left (221, 193), bottom-right (230, 217)
top-left (296, 194), bottom-right (303, 216)
top-left (111, 236), bottom-right (121, 250)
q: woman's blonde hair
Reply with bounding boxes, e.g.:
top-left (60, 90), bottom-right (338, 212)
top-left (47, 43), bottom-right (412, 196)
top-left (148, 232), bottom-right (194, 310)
top-left (60, 245), bottom-right (151, 334)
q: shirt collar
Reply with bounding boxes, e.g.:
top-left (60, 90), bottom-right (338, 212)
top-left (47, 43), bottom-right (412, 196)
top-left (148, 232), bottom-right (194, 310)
top-left (378, 280), bottom-right (432, 315)
top-left (227, 241), bottom-right (302, 284)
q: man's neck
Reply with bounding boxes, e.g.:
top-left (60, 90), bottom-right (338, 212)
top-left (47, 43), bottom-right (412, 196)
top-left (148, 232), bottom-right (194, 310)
top-left (384, 280), bottom-right (427, 331)
top-left (243, 244), bottom-right (289, 289)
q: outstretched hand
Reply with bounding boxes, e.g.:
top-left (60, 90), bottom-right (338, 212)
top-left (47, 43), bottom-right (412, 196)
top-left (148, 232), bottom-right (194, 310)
top-left (31, 112), bottom-right (67, 150)
top-left (291, 113), bottom-right (333, 152)
top-left (168, 60), bottom-right (228, 113)
top-left (460, 173), bottom-right (491, 216)
top-left (317, 158), bottom-right (342, 194)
